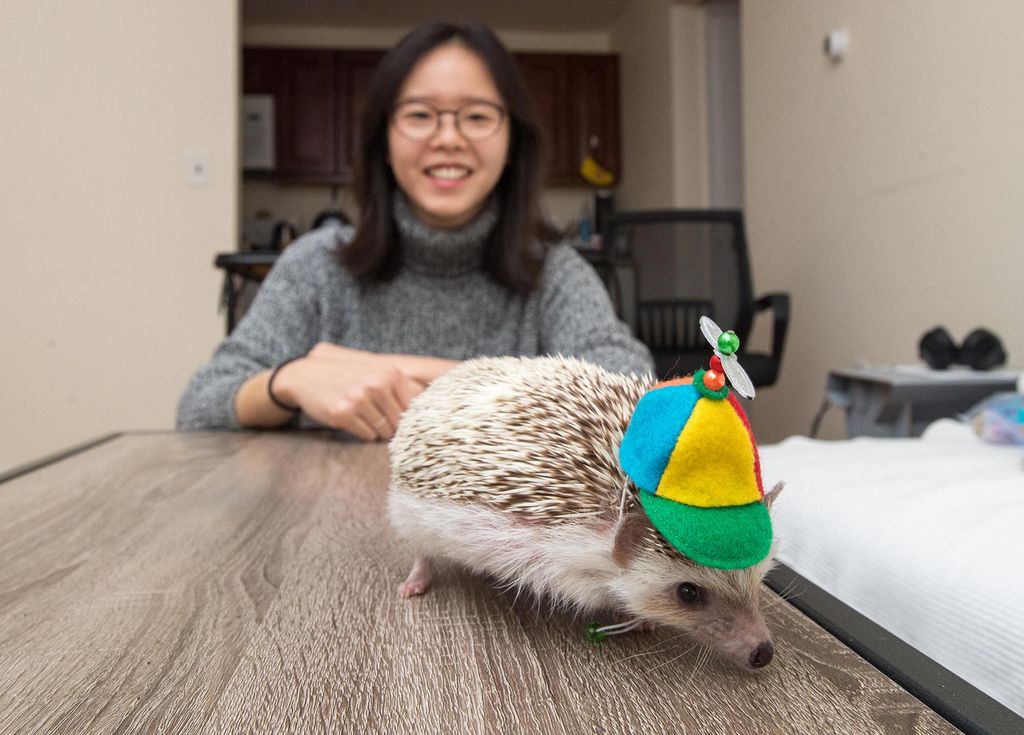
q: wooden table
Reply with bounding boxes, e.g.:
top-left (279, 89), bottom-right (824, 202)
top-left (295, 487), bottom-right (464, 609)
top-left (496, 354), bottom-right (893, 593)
top-left (0, 432), bottom-right (974, 734)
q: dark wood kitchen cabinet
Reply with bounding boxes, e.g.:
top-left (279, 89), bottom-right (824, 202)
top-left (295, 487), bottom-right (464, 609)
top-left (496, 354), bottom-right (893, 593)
top-left (243, 48), bottom-right (337, 177)
top-left (514, 53), bottom-right (620, 185)
top-left (338, 51), bottom-right (387, 180)
top-left (242, 47), bottom-right (384, 183)
top-left (568, 54), bottom-right (621, 185)
top-left (242, 47), bottom-right (619, 187)
top-left (513, 54), bottom-right (572, 181)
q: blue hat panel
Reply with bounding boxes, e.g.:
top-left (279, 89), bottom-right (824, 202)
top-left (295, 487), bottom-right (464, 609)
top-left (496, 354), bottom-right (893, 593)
top-left (618, 384), bottom-right (700, 493)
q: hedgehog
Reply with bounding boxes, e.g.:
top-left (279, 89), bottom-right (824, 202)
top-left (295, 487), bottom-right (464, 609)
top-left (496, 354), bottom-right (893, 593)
top-left (388, 355), bottom-right (781, 670)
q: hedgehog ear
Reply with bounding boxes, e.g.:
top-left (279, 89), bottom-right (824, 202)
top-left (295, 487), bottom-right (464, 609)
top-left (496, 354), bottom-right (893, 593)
top-left (763, 481), bottom-right (784, 511)
top-left (612, 510), bottom-right (650, 568)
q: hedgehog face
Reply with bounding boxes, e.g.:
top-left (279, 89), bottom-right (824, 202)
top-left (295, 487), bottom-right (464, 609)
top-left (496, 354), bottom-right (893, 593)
top-left (615, 551), bottom-right (775, 670)
top-left (609, 503), bottom-right (778, 670)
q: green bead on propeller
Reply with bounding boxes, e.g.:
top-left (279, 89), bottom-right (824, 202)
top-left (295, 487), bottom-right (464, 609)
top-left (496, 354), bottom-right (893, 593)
top-left (717, 330), bottom-right (741, 355)
top-left (585, 622), bottom-right (607, 644)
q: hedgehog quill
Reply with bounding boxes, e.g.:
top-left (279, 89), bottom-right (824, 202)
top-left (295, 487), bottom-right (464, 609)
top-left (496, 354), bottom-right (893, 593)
top-left (388, 321), bottom-right (781, 671)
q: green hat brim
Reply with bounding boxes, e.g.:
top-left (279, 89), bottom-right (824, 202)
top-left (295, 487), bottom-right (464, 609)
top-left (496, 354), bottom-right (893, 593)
top-left (639, 492), bottom-right (772, 569)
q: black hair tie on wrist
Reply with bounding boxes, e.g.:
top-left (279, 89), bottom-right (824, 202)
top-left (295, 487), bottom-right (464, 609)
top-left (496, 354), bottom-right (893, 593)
top-left (268, 357), bottom-right (301, 413)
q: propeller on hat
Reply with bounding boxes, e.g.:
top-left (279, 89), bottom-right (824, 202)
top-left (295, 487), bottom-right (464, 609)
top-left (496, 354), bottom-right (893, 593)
top-left (699, 316), bottom-right (755, 399)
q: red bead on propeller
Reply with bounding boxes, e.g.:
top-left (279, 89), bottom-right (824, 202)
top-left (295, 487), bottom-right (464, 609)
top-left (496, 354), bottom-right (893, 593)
top-left (710, 355), bottom-right (723, 372)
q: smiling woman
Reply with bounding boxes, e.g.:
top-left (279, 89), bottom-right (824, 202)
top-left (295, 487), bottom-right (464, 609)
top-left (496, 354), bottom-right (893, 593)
top-left (175, 22), bottom-right (653, 441)
top-left (386, 45), bottom-right (510, 230)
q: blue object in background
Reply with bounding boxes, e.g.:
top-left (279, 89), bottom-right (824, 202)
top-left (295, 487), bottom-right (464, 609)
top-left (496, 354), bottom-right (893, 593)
top-left (579, 215), bottom-right (592, 245)
top-left (965, 392), bottom-right (1024, 446)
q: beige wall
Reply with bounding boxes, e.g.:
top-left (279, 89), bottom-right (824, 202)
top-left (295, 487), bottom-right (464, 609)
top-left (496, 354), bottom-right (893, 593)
top-left (742, 0), bottom-right (1024, 441)
top-left (612, 0), bottom-right (709, 210)
top-left (0, 1), bottom-right (237, 470)
top-left (670, 3), bottom-right (711, 207)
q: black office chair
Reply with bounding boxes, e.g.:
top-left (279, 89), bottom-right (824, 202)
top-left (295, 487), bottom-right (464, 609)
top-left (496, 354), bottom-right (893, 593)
top-left (606, 209), bottom-right (790, 386)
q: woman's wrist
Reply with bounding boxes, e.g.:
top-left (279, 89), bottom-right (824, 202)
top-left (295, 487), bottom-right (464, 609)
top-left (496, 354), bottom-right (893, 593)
top-left (235, 367), bottom-right (300, 428)
top-left (267, 357), bottom-right (303, 412)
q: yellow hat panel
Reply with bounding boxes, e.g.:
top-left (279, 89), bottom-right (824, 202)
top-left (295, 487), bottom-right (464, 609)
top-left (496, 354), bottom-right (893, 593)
top-left (655, 398), bottom-right (761, 508)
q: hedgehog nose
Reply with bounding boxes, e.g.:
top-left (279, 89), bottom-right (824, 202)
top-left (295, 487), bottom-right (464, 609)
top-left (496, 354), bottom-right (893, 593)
top-left (750, 640), bottom-right (774, 668)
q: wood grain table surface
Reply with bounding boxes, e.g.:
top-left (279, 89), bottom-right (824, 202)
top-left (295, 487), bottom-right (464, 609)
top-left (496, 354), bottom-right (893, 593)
top-left (0, 432), bottom-right (961, 735)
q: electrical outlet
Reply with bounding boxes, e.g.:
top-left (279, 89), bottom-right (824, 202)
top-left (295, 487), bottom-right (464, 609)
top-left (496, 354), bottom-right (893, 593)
top-left (187, 150), bottom-right (210, 186)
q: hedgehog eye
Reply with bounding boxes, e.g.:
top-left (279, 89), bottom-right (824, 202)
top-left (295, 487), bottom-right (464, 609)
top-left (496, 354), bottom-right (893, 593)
top-left (677, 582), bottom-right (704, 605)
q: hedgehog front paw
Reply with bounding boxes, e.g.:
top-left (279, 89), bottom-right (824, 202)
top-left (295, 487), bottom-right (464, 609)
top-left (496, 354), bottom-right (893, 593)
top-left (397, 556), bottom-right (433, 598)
top-left (397, 580), bottom-right (429, 598)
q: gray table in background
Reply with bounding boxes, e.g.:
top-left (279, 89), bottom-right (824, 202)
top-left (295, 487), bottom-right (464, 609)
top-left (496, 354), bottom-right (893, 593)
top-left (818, 365), bottom-right (1020, 438)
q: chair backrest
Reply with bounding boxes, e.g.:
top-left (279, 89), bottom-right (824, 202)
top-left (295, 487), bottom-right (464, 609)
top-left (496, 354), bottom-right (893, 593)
top-left (606, 209), bottom-right (755, 355)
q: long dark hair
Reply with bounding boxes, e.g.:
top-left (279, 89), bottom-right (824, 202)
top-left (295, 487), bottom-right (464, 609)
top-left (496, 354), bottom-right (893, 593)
top-left (340, 23), bottom-right (553, 293)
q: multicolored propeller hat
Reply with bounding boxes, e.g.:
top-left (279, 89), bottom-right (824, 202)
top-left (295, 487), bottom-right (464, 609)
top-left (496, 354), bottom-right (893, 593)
top-left (618, 317), bottom-right (771, 569)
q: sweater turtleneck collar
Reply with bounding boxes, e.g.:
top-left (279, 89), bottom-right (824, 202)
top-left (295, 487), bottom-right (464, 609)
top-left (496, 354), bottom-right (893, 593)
top-left (392, 190), bottom-right (499, 277)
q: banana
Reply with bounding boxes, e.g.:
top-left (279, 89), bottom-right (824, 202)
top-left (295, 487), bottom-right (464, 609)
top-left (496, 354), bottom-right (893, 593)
top-left (579, 155), bottom-right (616, 187)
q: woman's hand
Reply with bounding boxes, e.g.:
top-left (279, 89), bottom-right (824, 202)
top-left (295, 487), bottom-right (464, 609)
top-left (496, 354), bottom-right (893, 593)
top-left (271, 343), bottom-right (425, 441)
top-left (234, 343), bottom-right (459, 440)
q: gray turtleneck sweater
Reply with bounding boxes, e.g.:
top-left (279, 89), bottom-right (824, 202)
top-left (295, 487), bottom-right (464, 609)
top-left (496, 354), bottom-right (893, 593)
top-left (176, 197), bottom-right (653, 430)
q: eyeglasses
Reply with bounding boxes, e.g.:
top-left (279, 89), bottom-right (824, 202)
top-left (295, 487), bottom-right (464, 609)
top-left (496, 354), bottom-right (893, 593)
top-left (391, 100), bottom-right (507, 141)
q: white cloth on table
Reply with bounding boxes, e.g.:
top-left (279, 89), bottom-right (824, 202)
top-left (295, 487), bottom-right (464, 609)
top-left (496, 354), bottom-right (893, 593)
top-left (760, 419), bottom-right (1024, 716)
